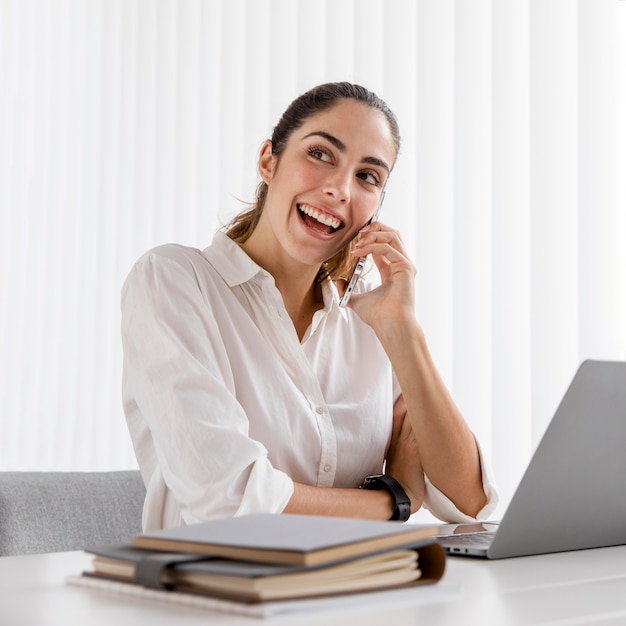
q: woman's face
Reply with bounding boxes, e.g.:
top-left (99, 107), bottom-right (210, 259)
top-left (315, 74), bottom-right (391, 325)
top-left (256, 99), bottom-right (396, 271)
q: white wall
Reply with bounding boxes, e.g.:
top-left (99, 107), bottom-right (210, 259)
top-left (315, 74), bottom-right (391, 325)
top-left (1, 0), bottom-right (625, 518)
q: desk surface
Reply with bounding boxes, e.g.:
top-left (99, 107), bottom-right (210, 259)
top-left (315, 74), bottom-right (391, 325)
top-left (2, 546), bottom-right (626, 625)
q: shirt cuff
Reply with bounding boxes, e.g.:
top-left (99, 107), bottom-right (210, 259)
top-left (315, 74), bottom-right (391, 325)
top-left (233, 459), bottom-right (295, 517)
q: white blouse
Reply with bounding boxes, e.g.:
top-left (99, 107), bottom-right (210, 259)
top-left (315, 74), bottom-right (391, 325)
top-left (121, 231), bottom-right (498, 530)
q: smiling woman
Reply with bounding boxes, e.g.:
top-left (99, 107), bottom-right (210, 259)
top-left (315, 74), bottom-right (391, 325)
top-left (227, 83), bottom-right (399, 285)
top-left (120, 82), bottom-right (498, 532)
top-left (242, 99), bottom-right (394, 288)
top-left (238, 97), bottom-right (395, 340)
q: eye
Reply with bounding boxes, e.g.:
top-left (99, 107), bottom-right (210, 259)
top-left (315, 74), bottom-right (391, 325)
top-left (308, 146), bottom-right (333, 163)
top-left (358, 171), bottom-right (382, 186)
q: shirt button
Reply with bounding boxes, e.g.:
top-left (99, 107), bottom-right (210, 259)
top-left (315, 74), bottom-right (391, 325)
top-left (323, 464), bottom-right (332, 472)
top-left (315, 407), bottom-right (325, 414)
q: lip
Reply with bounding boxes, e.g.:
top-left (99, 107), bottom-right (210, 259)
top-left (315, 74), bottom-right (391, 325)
top-left (296, 202), bottom-right (345, 235)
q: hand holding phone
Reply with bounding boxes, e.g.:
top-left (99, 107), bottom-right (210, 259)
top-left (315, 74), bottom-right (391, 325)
top-left (338, 192), bottom-right (385, 308)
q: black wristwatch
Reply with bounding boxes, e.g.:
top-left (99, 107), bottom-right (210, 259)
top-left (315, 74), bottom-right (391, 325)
top-left (360, 474), bottom-right (411, 522)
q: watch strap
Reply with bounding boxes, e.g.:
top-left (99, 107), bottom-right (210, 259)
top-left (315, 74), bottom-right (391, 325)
top-left (360, 474), bottom-right (411, 522)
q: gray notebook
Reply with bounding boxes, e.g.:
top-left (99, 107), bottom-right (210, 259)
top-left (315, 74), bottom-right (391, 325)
top-left (437, 360), bottom-right (626, 559)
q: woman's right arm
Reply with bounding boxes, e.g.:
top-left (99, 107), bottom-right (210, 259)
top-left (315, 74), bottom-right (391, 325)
top-left (284, 483), bottom-right (395, 520)
top-left (121, 247), bottom-right (294, 526)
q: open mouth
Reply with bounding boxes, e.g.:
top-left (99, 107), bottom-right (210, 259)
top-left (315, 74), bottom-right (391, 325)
top-left (297, 203), bottom-right (344, 235)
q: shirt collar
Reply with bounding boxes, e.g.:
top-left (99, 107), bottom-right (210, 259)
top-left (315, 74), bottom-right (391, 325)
top-left (322, 277), bottom-right (349, 320)
top-left (202, 231), bottom-right (269, 287)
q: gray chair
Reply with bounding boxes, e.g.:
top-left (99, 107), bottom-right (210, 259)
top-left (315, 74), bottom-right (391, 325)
top-left (0, 470), bottom-right (146, 556)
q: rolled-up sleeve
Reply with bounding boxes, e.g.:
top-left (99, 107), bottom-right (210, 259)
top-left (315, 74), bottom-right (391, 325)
top-left (421, 437), bottom-right (499, 523)
top-left (122, 248), bottom-right (294, 529)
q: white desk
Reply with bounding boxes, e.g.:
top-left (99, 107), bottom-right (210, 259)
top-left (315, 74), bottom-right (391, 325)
top-left (2, 546), bottom-right (626, 625)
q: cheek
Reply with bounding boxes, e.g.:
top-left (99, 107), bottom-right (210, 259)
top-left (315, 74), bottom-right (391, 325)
top-left (295, 165), bottom-right (326, 190)
top-left (272, 165), bottom-right (318, 200)
top-left (353, 193), bottom-right (380, 227)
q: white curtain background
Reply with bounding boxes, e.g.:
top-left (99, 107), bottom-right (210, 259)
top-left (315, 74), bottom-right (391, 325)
top-left (1, 0), bottom-right (625, 518)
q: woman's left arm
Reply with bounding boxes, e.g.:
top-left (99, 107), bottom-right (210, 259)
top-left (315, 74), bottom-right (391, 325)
top-left (381, 325), bottom-right (487, 517)
top-left (347, 221), bottom-right (487, 518)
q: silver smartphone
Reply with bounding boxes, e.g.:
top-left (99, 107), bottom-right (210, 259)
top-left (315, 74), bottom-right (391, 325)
top-left (338, 191), bottom-right (386, 308)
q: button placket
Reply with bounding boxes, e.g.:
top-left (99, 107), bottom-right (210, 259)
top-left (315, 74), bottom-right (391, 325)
top-left (310, 402), bottom-right (336, 486)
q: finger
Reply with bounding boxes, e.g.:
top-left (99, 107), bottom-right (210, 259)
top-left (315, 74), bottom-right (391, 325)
top-left (354, 229), bottom-right (410, 259)
top-left (353, 242), bottom-right (414, 276)
top-left (356, 224), bottom-right (401, 243)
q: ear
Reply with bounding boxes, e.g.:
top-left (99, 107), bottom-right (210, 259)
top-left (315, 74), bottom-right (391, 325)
top-left (258, 140), bottom-right (276, 184)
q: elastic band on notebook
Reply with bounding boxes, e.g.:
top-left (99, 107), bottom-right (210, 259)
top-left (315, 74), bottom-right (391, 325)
top-left (135, 554), bottom-right (207, 590)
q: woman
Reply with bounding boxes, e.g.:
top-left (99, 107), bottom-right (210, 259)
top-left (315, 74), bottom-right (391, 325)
top-left (122, 82), bottom-right (498, 531)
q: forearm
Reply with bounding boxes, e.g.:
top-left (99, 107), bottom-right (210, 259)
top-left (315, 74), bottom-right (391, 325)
top-left (283, 482), bottom-right (395, 520)
top-left (376, 319), bottom-right (487, 518)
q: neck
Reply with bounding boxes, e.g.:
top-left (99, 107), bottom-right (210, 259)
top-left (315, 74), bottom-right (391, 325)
top-left (281, 278), bottom-right (324, 341)
top-left (240, 238), bottom-right (324, 341)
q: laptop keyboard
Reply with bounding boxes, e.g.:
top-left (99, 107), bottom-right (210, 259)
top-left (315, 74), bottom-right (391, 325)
top-left (439, 532), bottom-right (496, 546)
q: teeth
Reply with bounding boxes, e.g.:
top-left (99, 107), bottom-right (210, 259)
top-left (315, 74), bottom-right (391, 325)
top-left (298, 204), bottom-right (342, 230)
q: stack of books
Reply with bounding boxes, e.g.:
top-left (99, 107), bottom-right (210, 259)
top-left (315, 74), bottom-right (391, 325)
top-left (72, 513), bottom-right (446, 612)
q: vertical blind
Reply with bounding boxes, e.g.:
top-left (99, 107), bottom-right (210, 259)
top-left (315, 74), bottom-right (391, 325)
top-left (1, 0), bottom-right (625, 516)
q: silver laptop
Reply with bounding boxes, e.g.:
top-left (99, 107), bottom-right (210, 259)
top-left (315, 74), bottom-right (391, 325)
top-left (437, 360), bottom-right (626, 559)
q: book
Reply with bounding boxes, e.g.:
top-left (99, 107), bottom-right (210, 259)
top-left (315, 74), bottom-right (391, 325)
top-left (76, 514), bottom-right (446, 605)
top-left (83, 540), bottom-right (445, 602)
top-left (130, 513), bottom-right (438, 567)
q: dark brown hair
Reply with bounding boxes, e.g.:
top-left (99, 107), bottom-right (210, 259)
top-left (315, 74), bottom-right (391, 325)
top-left (226, 82), bottom-right (401, 282)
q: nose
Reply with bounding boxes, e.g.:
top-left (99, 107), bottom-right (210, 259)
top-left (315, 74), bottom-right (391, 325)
top-left (322, 168), bottom-right (351, 203)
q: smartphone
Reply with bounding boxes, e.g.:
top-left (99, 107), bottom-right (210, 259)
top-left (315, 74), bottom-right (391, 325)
top-left (338, 191), bottom-right (386, 308)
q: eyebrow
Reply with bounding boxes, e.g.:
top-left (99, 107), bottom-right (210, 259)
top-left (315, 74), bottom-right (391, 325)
top-left (302, 131), bottom-right (391, 174)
